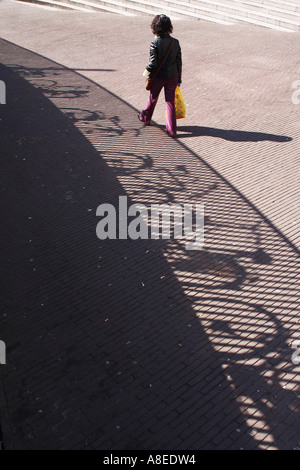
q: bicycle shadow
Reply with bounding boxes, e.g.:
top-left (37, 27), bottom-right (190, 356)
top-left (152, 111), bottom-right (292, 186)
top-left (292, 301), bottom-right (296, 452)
top-left (0, 38), bottom-right (299, 451)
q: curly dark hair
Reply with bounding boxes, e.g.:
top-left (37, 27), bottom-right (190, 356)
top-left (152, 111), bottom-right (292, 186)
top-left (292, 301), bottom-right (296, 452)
top-left (151, 14), bottom-right (173, 36)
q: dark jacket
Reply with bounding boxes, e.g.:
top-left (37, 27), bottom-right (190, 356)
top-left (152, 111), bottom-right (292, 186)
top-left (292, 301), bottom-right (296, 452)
top-left (145, 34), bottom-right (182, 83)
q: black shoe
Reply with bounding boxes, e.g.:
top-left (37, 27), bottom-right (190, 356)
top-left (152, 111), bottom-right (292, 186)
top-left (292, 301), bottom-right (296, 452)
top-left (138, 113), bottom-right (151, 126)
top-left (166, 131), bottom-right (176, 138)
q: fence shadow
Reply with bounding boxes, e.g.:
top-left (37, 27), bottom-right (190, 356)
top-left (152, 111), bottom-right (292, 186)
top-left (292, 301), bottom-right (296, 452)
top-left (0, 39), bottom-right (299, 450)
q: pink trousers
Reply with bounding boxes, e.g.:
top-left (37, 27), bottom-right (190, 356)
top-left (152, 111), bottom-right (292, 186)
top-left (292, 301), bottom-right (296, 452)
top-left (140, 77), bottom-right (178, 137)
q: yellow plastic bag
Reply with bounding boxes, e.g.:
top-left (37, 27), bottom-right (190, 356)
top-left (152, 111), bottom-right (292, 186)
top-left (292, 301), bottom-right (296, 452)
top-left (165, 86), bottom-right (186, 119)
top-left (175, 85), bottom-right (186, 119)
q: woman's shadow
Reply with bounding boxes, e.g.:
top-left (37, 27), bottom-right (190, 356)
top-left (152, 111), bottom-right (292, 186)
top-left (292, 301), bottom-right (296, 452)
top-left (175, 126), bottom-right (292, 142)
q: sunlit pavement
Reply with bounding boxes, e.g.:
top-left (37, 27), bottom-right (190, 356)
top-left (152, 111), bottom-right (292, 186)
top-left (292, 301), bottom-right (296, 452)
top-left (0, 0), bottom-right (299, 450)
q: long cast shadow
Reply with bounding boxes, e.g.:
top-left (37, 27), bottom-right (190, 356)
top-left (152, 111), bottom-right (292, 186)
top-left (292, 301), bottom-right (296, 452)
top-left (169, 125), bottom-right (292, 142)
top-left (0, 39), bottom-right (299, 451)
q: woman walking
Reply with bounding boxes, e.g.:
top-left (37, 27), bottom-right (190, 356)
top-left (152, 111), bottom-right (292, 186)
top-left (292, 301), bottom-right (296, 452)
top-left (138, 14), bottom-right (182, 137)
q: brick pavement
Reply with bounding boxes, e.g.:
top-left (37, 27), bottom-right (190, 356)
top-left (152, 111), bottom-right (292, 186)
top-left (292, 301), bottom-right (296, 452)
top-left (1, 1), bottom-right (299, 249)
top-left (0, 2), bottom-right (300, 450)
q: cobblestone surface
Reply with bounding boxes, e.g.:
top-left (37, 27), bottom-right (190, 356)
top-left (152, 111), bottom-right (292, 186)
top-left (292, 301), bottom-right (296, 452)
top-left (0, 1), bottom-right (299, 450)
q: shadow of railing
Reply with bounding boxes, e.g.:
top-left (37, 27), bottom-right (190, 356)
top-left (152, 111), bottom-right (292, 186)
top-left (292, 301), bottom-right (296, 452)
top-left (0, 39), bottom-right (299, 451)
